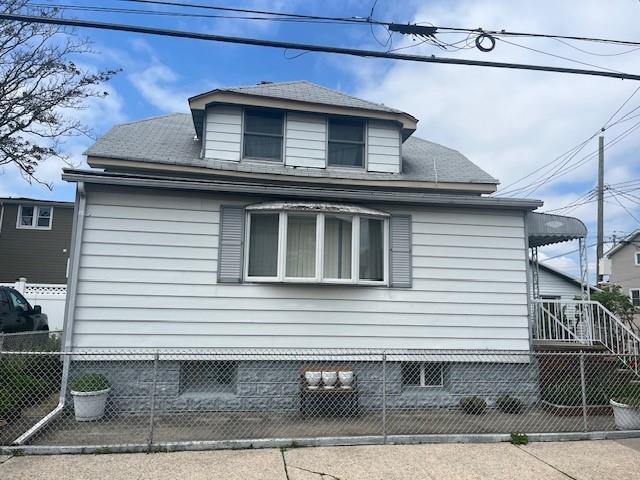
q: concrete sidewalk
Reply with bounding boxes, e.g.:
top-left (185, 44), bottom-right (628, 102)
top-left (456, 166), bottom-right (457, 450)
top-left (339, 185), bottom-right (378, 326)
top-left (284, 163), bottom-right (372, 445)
top-left (2, 439), bottom-right (640, 480)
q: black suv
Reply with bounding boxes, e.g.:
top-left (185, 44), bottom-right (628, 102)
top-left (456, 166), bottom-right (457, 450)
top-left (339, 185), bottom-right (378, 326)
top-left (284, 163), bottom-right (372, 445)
top-left (0, 286), bottom-right (49, 333)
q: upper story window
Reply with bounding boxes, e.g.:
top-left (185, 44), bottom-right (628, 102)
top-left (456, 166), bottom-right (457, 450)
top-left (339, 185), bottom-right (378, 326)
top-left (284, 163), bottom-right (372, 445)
top-left (17, 204), bottom-right (53, 230)
top-left (245, 203), bottom-right (388, 285)
top-left (635, 252), bottom-right (640, 266)
top-left (631, 289), bottom-right (640, 307)
top-left (328, 117), bottom-right (365, 168)
top-left (243, 108), bottom-right (284, 162)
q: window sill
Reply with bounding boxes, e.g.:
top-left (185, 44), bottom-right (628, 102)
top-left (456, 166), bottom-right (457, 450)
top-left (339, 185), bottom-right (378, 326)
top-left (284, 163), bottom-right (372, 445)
top-left (243, 279), bottom-right (388, 287)
top-left (16, 225), bottom-right (52, 230)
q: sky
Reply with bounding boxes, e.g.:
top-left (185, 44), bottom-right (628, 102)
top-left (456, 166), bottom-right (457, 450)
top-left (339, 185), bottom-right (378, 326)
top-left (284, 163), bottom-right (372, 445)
top-left (2, 0), bottom-right (640, 278)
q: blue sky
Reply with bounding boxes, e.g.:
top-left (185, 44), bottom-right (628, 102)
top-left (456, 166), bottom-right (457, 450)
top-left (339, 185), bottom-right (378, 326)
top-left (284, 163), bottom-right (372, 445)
top-left (2, 0), bottom-right (640, 276)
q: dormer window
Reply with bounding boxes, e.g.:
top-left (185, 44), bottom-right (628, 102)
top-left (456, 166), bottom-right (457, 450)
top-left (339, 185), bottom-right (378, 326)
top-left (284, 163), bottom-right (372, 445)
top-left (328, 117), bottom-right (365, 168)
top-left (243, 108), bottom-right (284, 162)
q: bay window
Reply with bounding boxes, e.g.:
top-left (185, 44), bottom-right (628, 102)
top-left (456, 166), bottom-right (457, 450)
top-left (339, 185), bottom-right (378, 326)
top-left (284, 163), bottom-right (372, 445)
top-left (245, 204), bottom-right (388, 284)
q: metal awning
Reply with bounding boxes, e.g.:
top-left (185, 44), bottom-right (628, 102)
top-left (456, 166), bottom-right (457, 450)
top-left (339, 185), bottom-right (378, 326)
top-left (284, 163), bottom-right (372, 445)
top-left (526, 212), bottom-right (587, 247)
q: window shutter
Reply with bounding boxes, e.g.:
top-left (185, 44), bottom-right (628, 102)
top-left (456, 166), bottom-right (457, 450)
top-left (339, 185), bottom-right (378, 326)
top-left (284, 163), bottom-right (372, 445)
top-left (390, 214), bottom-right (412, 288)
top-left (217, 205), bottom-right (245, 283)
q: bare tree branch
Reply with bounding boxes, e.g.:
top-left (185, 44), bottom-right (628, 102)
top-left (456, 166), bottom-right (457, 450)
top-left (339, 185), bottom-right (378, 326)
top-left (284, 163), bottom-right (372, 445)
top-left (0, 0), bottom-right (118, 185)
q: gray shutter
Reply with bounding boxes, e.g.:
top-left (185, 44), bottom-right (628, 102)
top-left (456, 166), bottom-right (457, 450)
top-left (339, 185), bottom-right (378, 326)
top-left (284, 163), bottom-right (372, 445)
top-left (217, 205), bottom-right (245, 283)
top-left (390, 214), bottom-right (412, 288)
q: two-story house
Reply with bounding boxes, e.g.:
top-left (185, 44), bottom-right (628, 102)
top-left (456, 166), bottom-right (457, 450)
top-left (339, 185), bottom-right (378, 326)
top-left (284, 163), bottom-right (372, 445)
top-left (58, 81), bottom-right (611, 414)
top-left (0, 197), bottom-right (73, 284)
top-left (605, 229), bottom-right (640, 326)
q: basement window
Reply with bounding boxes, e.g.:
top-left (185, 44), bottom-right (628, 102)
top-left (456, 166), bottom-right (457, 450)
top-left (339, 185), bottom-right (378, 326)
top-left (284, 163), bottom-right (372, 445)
top-left (180, 361), bottom-right (237, 394)
top-left (401, 362), bottom-right (444, 388)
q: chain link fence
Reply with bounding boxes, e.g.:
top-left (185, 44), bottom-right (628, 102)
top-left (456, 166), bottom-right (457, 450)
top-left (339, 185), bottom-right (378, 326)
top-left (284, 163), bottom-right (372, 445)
top-left (1, 347), bottom-right (639, 450)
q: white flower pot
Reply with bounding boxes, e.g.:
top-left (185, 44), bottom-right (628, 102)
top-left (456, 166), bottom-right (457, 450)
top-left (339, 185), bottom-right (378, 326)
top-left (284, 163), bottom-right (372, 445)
top-left (305, 371), bottom-right (322, 390)
top-left (71, 388), bottom-right (110, 421)
top-left (322, 371), bottom-right (337, 389)
top-left (338, 371), bottom-right (354, 389)
top-left (610, 399), bottom-right (640, 430)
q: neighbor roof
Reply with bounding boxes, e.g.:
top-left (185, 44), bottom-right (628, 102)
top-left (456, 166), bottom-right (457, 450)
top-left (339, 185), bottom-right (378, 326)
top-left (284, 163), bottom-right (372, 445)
top-left (605, 229), bottom-right (640, 258)
top-left (85, 113), bottom-right (499, 186)
top-left (189, 80), bottom-right (407, 115)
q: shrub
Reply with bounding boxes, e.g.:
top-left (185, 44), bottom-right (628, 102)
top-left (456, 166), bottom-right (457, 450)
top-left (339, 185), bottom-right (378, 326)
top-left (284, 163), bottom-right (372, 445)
top-left (510, 432), bottom-right (529, 445)
top-left (0, 388), bottom-right (19, 420)
top-left (497, 395), bottom-right (525, 414)
top-left (459, 396), bottom-right (487, 415)
top-left (71, 374), bottom-right (110, 392)
top-left (611, 384), bottom-right (640, 407)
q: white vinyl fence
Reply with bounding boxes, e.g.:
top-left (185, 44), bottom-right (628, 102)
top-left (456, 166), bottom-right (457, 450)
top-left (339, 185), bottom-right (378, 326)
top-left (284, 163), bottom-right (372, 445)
top-left (2, 278), bottom-right (67, 330)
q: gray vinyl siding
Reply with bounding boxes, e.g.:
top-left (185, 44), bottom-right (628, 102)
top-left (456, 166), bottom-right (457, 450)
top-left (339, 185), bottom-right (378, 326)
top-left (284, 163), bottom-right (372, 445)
top-left (0, 203), bottom-right (73, 283)
top-left (285, 112), bottom-right (327, 168)
top-left (70, 185), bottom-right (529, 351)
top-left (367, 120), bottom-right (401, 173)
top-left (204, 105), bottom-right (242, 161)
top-left (608, 241), bottom-right (640, 326)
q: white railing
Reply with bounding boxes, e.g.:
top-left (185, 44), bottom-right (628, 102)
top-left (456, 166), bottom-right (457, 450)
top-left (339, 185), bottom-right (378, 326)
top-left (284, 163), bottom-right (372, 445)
top-left (532, 299), bottom-right (640, 375)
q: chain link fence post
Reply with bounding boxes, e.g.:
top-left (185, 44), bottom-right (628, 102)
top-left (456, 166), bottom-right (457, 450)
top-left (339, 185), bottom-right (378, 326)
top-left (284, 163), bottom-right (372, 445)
top-left (579, 351), bottom-right (588, 432)
top-left (382, 352), bottom-right (387, 444)
top-left (147, 351), bottom-right (159, 451)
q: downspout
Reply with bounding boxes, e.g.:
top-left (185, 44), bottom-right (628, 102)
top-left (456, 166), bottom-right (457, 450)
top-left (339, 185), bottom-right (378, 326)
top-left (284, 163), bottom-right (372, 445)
top-left (13, 183), bottom-right (86, 445)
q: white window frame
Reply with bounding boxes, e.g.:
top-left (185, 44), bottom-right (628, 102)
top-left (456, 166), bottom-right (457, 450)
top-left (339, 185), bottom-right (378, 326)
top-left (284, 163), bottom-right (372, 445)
top-left (326, 116), bottom-right (366, 169)
top-left (16, 204), bottom-right (53, 230)
top-left (631, 289), bottom-right (640, 308)
top-left (635, 252), bottom-right (640, 266)
top-left (244, 209), bottom-right (389, 286)
top-left (403, 362), bottom-right (445, 388)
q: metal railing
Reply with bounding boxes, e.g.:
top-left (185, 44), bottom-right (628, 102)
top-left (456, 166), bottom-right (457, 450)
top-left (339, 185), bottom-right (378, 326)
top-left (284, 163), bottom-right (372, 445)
top-left (1, 348), bottom-right (639, 452)
top-left (533, 299), bottom-right (640, 376)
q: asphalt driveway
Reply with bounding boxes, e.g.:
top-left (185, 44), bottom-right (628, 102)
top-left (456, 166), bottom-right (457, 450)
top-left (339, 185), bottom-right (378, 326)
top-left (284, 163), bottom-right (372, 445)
top-left (2, 439), bottom-right (640, 479)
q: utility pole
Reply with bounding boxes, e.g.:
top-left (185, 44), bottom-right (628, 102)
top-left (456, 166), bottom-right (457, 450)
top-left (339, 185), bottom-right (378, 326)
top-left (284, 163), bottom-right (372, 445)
top-left (596, 133), bottom-right (605, 284)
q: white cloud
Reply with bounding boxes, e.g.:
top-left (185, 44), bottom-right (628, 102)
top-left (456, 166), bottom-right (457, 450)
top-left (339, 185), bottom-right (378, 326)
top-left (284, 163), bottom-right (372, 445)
top-left (128, 61), bottom-right (190, 113)
top-left (347, 0), bottom-right (640, 277)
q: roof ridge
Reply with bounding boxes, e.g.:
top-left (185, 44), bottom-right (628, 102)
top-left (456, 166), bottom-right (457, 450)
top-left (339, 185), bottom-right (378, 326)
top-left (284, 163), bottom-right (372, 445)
top-left (115, 112), bottom-right (187, 127)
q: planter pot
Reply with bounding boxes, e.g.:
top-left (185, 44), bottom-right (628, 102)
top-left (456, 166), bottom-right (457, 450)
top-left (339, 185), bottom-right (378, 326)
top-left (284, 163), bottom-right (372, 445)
top-left (304, 371), bottom-right (322, 390)
top-left (338, 371), bottom-right (354, 389)
top-left (610, 399), bottom-right (640, 430)
top-left (71, 388), bottom-right (110, 421)
top-left (322, 371), bottom-right (337, 389)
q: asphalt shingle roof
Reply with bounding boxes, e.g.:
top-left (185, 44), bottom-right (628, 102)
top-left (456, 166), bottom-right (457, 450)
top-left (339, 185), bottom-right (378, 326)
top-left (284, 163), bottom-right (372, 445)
top-left (85, 113), bottom-right (498, 185)
top-left (195, 80), bottom-right (407, 115)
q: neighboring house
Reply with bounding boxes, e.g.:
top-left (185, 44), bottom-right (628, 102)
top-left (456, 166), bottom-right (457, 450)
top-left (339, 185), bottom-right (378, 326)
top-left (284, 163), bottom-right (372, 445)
top-left (60, 80), bottom-right (594, 412)
top-left (534, 261), bottom-right (598, 302)
top-left (0, 198), bottom-right (73, 284)
top-left (605, 229), bottom-right (640, 325)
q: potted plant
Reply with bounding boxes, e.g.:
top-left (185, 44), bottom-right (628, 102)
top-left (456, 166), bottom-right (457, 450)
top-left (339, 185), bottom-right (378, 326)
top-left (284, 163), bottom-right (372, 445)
top-left (610, 385), bottom-right (640, 430)
top-left (70, 374), bottom-right (111, 421)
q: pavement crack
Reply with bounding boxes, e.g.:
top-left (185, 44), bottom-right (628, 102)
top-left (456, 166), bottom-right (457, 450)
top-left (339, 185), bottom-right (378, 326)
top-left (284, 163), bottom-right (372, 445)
top-left (0, 456), bottom-right (13, 465)
top-left (288, 464), bottom-right (344, 480)
top-left (515, 445), bottom-right (579, 480)
top-left (280, 448), bottom-right (291, 480)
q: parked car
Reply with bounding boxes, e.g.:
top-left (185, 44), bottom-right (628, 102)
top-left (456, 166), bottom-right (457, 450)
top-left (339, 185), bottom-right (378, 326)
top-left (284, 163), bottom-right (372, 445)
top-left (0, 286), bottom-right (49, 333)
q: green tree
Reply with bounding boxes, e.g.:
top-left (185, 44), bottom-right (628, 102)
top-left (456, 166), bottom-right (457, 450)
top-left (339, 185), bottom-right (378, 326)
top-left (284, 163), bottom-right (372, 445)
top-left (591, 284), bottom-right (636, 327)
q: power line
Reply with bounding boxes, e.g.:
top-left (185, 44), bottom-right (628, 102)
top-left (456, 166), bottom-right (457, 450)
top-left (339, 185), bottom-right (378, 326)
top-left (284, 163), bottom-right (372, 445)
top-left (4, 13), bottom-right (640, 81)
top-left (609, 191), bottom-right (640, 224)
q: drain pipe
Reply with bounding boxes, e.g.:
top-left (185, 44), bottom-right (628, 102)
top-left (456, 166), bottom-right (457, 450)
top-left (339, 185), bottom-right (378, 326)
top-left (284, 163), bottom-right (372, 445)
top-left (13, 183), bottom-right (87, 445)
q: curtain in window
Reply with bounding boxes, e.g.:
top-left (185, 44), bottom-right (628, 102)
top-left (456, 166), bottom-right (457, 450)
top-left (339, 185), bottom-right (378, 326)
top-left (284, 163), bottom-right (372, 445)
top-left (244, 134), bottom-right (282, 160)
top-left (286, 215), bottom-right (316, 278)
top-left (360, 218), bottom-right (384, 281)
top-left (248, 214), bottom-right (279, 277)
top-left (324, 216), bottom-right (352, 279)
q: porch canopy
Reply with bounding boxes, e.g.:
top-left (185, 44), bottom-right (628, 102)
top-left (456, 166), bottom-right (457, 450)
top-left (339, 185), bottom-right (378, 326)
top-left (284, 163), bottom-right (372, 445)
top-left (527, 212), bottom-right (587, 247)
top-left (526, 212), bottom-right (589, 301)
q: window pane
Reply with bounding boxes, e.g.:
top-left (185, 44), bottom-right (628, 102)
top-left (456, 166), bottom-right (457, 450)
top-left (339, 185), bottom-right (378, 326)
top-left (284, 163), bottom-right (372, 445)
top-left (37, 206), bottom-right (52, 227)
top-left (248, 214), bottom-right (279, 277)
top-left (401, 362), bottom-right (421, 386)
top-left (286, 215), bottom-right (316, 278)
top-left (324, 216), bottom-right (352, 279)
top-left (423, 363), bottom-right (443, 386)
top-left (244, 134), bottom-right (282, 160)
top-left (632, 290), bottom-right (640, 307)
top-left (20, 206), bottom-right (34, 226)
top-left (329, 118), bottom-right (364, 142)
top-left (359, 218), bottom-right (384, 281)
top-left (245, 109), bottom-right (283, 135)
top-left (328, 142), bottom-right (364, 167)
